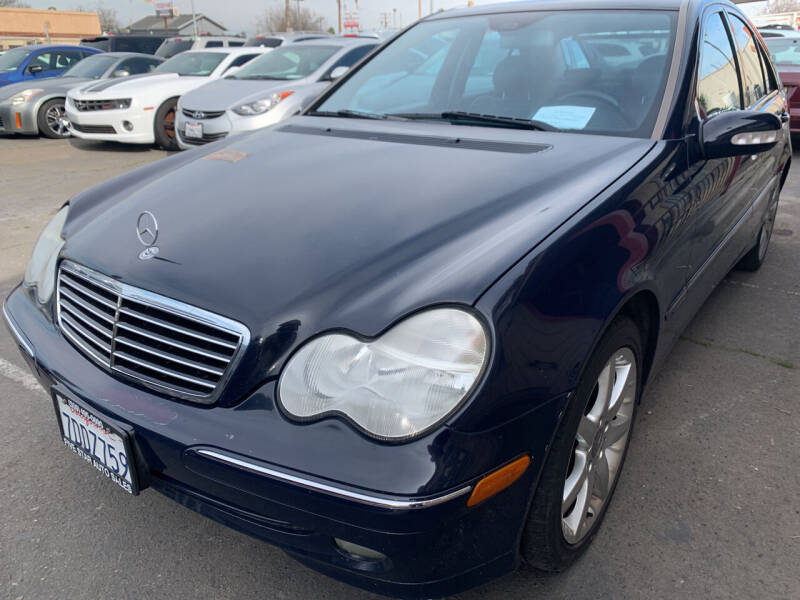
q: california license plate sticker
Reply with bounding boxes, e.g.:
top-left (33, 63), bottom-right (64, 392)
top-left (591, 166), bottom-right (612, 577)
top-left (185, 122), bottom-right (203, 139)
top-left (55, 394), bottom-right (135, 494)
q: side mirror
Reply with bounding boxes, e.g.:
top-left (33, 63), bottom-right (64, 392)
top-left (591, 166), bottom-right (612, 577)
top-left (28, 64), bottom-right (44, 75)
top-left (328, 66), bottom-right (349, 81)
top-left (112, 69), bottom-right (130, 78)
top-left (701, 110), bottom-right (782, 159)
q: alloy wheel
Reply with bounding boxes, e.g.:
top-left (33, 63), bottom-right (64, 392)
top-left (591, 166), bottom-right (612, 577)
top-left (164, 108), bottom-right (176, 139)
top-left (46, 103), bottom-right (70, 137)
top-left (562, 347), bottom-right (637, 545)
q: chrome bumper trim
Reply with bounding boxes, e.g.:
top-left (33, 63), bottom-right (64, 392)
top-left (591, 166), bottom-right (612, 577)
top-left (197, 448), bottom-right (472, 510)
top-left (3, 299), bottom-right (34, 358)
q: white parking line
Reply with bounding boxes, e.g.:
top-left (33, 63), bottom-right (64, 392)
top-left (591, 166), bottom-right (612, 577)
top-left (0, 357), bottom-right (43, 393)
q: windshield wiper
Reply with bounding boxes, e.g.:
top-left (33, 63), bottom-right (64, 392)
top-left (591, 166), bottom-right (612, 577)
top-left (392, 111), bottom-right (559, 132)
top-left (311, 109), bottom-right (393, 120)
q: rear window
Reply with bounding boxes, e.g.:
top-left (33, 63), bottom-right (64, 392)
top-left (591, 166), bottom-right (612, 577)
top-left (156, 40), bottom-right (194, 58)
top-left (81, 38), bottom-right (111, 51)
top-left (246, 36), bottom-right (283, 48)
top-left (766, 38), bottom-right (800, 65)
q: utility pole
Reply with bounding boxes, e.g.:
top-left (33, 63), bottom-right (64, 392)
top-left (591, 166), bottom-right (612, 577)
top-left (190, 0), bottom-right (199, 38)
top-left (285, 0), bottom-right (292, 31)
top-left (418, 0), bottom-right (421, 20)
top-left (337, 0), bottom-right (342, 33)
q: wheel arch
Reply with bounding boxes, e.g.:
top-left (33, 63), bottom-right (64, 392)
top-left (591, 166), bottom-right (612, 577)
top-left (614, 289), bottom-right (661, 390)
top-left (32, 93), bottom-right (65, 134)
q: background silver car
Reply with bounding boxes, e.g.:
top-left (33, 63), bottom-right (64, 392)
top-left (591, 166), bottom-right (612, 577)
top-left (175, 38), bottom-right (377, 149)
top-left (0, 52), bottom-right (163, 139)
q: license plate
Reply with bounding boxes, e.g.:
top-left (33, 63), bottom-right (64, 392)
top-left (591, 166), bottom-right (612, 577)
top-left (53, 393), bottom-right (137, 494)
top-left (184, 122), bottom-right (203, 139)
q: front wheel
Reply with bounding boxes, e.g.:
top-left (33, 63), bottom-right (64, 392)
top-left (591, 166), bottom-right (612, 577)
top-left (153, 98), bottom-right (179, 151)
top-left (37, 98), bottom-right (71, 139)
top-left (521, 315), bottom-right (641, 571)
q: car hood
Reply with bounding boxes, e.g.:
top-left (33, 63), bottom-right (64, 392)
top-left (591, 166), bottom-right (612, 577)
top-left (70, 72), bottom-right (204, 97)
top-left (180, 77), bottom-right (311, 111)
top-left (63, 116), bottom-right (656, 385)
top-left (0, 77), bottom-right (91, 101)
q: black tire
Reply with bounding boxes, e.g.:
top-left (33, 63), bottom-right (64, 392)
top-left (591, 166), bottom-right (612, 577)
top-left (37, 98), bottom-right (70, 139)
top-left (736, 187), bottom-right (780, 272)
top-left (153, 97), bottom-right (179, 151)
top-left (521, 315), bottom-right (642, 572)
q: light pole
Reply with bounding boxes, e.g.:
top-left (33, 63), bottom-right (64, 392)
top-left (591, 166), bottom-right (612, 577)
top-left (190, 0), bottom-right (199, 38)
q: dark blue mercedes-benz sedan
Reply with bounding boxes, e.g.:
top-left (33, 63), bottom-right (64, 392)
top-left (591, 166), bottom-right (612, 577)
top-left (3, 0), bottom-right (790, 597)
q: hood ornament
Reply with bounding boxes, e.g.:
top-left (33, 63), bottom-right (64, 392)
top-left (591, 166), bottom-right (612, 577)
top-left (136, 211), bottom-right (160, 260)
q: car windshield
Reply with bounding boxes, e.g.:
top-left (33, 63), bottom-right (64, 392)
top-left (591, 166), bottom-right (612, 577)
top-left (232, 45), bottom-right (339, 80)
top-left (313, 10), bottom-right (677, 137)
top-left (154, 51), bottom-right (226, 76)
top-left (155, 39), bottom-right (194, 58)
top-left (766, 38), bottom-right (800, 65)
top-left (0, 47), bottom-right (33, 72)
top-left (63, 54), bottom-right (117, 78)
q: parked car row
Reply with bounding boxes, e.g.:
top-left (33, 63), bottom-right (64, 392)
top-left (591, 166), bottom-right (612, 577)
top-left (0, 38), bottom-right (380, 150)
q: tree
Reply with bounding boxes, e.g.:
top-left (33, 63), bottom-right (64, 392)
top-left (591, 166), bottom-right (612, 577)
top-left (0, 0), bottom-right (31, 6)
top-left (765, 0), bottom-right (800, 12)
top-left (255, 5), bottom-right (325, 33)
top-left (74, 1), bottom-right (120, 32)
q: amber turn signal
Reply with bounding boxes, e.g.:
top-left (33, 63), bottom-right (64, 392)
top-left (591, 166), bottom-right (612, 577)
top-left (467, 455), bottom-right (531, 507)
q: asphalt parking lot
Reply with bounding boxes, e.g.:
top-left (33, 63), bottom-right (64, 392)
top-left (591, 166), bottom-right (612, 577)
top-left (1, 135), bottom-right (798, 600)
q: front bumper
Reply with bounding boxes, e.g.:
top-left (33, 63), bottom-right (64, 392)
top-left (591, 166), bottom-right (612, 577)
top-left (3, 283), bottom-right (565, 598)
top-left (0, 101), bottom-right (37, 135)
top-left (175, 108), bottom-right (286, 150)
top-left (66, 104), bottom-right (155, 144)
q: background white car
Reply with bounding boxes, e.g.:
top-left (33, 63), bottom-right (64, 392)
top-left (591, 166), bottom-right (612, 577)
top-left (66, 47), bottom-right (266, 150)
top-left (176, 39), bottom-right (377, 149)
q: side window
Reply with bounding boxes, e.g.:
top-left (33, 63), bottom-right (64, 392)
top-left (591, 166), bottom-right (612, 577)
top-left (205, 41), bottom-right (224, 48)
top-left (561, 38), bottom-right (590, 69)
top-left (464, 31), bottom-right (509, 94)
top-left (228, 54), bottom-right (259, 68)
top-left (329, 45), bottom-right (376, 72)
top-left (756, 39), bottom-right (779, 93)
top-left (728, 14), bottom-right (767, 106)
top-left (697, 12), bottom-right (740, 119)
top-left (229, 41), bottom-right (244, 47)
top-left (54, 50), bottom-right (84, 69)
top-left (29, 52), bottom-right (53, 71)
top-left (118, 57), bottom-right (160, 75)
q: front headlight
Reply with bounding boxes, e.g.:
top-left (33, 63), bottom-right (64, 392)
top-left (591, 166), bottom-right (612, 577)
top-left (232, 91), bottom-right (293, 116)
top-left (11, 89), bottom-right (44, 105)
top-left (24, 206), bottom-right (69, 304)
top-left (278, 308), bottom-right (488, 441)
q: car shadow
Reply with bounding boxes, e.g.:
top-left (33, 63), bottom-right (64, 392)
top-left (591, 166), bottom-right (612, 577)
top-left (68, 137), bottom-right (159, 153)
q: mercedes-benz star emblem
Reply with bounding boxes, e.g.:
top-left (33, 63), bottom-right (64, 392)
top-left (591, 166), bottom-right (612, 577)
top-left (136, 211), bottom-right (158, 247)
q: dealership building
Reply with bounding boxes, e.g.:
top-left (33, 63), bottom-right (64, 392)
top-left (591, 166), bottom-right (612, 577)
top-left (0, 7), bottom-right (101, 51)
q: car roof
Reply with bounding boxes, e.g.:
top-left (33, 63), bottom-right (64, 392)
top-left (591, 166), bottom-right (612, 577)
top-left (100, 52), bottom-right (164, 59)
top-left (181, 46), bottom-right (268, 55)
top-left (286, 38), bottom-right (375, 48)
top-left (8, 44), bottom-right (101, 51)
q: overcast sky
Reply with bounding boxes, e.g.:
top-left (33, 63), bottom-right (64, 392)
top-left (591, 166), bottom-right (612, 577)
top-left (23, 0), bottom-right (766, 36)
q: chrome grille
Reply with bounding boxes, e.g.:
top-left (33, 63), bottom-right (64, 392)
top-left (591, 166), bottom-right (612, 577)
top-left (182, 108), bottom-right (226, 120)
top-left (56, 261), bottom-right (249, 404)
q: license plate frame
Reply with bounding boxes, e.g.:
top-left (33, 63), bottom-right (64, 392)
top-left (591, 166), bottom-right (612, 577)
top-left (184, 122), bottom-right (203, 139)
top-left (51, 390), bottom-right (140, 495)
